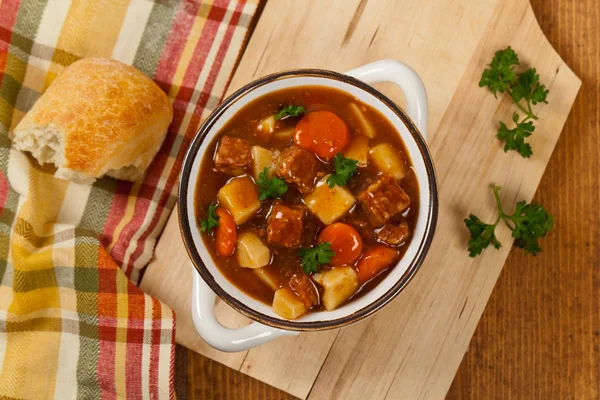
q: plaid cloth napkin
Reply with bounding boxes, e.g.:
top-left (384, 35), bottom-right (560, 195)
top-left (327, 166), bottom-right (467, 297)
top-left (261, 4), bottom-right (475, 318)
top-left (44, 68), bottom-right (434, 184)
top-left (0, 0), bottom-right (258, 398)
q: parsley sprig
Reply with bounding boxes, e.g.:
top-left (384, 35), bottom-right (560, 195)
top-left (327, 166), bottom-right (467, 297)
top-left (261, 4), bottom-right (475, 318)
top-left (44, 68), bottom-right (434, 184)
top-left (327, 153), bottom-right (358, 188)
top-left (274, 105), bottom-right (306, 120)
top-left (465, 186), bottom-right (553, 257)
top-left (497, 112), bottom-right (535, 158)
top-left (298, 242), bottom-right (335, 274)
top-left (479, 47), bottom-right (549, 158)
top-left (200, 203), bottom-right (219, 233)
top-left (257, 167), bottom-right (288, 201)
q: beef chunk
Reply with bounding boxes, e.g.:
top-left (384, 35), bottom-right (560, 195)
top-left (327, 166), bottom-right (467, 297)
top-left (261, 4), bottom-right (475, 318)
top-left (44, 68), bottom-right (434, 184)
top-left (289, 274), bottom-right (320, 308)
top-left (214, 135), bottom-right (251, 175)
top-left (266, 204), bottom-right (305, 248)
top-left (375, 220), bottom-right (410, 246)
top-left (356, 174), bottom-right (411, 227)
top-left (274, 146), bottom-right (318, 194)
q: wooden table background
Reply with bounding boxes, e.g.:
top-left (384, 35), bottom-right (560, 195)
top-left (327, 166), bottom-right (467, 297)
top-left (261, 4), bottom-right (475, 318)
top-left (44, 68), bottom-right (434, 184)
top-left (174, 0), bottom-right (599, 398)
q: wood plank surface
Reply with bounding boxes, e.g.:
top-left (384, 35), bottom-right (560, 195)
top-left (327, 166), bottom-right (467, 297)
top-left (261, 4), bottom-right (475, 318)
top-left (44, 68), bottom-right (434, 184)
top-left (447, 0), bottom-right (600, 398)
top-left (141, 0), bottom-right (585, 398)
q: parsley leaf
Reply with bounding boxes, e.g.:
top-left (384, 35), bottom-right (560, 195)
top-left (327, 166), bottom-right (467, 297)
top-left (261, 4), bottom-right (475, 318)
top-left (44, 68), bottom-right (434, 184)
top-left (327, 153), bottom-right (359, 188)
top-left (274, 105), bottom-right (306, 120)
top-left (464, 186), bottom-right (553, 258)
top-left (465, 214), bottom-right (502, 257)
top-left (478, 47), bottom-right (519, 97)
top-left (298, 242), bottom-right (335, 274)
top-left (510, 68), bottom-right (549, 107)
top-left (509, 201), bottom-right (554, 255)
top-left (200, 203), bottom-right (219, 233)
top-left (257, 167), bottom-right (288, 201)
top-left (496, 112), bottom-right (535, 158)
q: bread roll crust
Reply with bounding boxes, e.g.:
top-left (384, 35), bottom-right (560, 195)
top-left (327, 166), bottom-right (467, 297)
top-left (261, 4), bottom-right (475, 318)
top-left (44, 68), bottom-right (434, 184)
top-left (11, 58), bottom-right (173, 183)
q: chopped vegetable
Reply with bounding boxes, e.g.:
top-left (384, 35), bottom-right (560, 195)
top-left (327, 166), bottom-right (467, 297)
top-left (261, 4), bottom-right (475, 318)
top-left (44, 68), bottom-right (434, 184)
top-left (274, 105), bottom-right (306, 120)
top-left (257, 167), bottom-right (288, 201)
top-left (314, 266), bottom-right (359, 311)
top-left (272, 288), bottom-right (307, 319)
top-left (317, 223), bottom-right (363, 265)
top-left (479, 47), bottom-right (549, 157)
top-left (257, 115), bottom-right (276, 133)
top-left (343, 135), bottom-right (369, 166)
top-left (215, 208), bottom-right (236, 257)
top-left (294, 110), bottom-right (350, 160)
top-left (369, 143), bottom-right (409, 180)
top-left (349, 102), bottom-right (375, 138)
top-left (237, 232), bottom-right (271, 269)
top-left (298, 242), bottom-right (335, 274)
top-left (465, 185), bottom-right (554, 257)
top-left (218, 176), bottom-right (261, 225)
top-left (200, 203), bottom-right (219, 233)
top-left (251, 146), bottom-right (276, 180)
top-left (327, 153), bottom-right (358, 188)
top-left (272, 127), bottom-right (295, 141)
top-left (304, 176), bottom-right (356, 225)
top-left (254, 267), bottom-right (280, 291)
top-left (356, 245), bottom-right (399, 284)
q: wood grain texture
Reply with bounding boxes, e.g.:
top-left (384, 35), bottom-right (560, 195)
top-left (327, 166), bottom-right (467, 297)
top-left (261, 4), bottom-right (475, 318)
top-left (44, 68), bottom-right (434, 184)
top-left (140, 0), bottom-right (583, 398)
top-left (447, 0), bottom-right (600, 398)
top-left (176, 345), bottom-right (297, 400)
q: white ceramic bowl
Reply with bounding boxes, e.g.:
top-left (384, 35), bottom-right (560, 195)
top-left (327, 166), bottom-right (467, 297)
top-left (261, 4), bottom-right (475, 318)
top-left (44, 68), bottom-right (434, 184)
top-left (178, 60), bottom-right (438, 352)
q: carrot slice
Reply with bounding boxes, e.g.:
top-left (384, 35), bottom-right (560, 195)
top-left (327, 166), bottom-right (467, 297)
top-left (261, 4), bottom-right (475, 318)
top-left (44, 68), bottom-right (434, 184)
top-left (215, 207), bottom-right (237, 257)
top-left (356, 245), bottom-right (399, 284)
top-left (294, 110), bottom-right (350, 160)
top-left (317, 223), bottom-right (363, 265)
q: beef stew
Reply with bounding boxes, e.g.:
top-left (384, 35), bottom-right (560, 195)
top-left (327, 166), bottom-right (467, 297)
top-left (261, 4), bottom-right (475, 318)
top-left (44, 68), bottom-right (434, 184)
top-left (195, 85), bottom-right (419, 319)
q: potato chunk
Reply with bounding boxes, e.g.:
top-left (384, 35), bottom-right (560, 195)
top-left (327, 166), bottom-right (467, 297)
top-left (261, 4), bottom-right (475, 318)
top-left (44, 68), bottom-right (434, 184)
top-left (273, 126), bottom-right (295, 141)
top-left (253, 267), bottom-right (280, 291)
top-left (343, 135), bottom-right (369, 167)
top-left (318, 266), bottom-right (359, 311)
top-left (272, 288), bottom-right (308, 319)
top-left (304, 176), bottom-right (356, 225)
top-left (257, 115), bottom-right (275, 134)
top-left (369, 143), bottom-right (409, 180)
top-left (251, 146), bottom-right (275, 180)
top-left (349, 102), bottom-right (375, 138)
top-left (218, 176), bottom-right (261, 225)
top-left (237, 232), bottom-right (271, 269)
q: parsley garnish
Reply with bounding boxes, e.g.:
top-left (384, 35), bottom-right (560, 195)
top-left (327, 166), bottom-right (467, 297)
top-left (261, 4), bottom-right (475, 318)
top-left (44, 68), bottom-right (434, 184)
top-left (479, 47), bottom-right (519, 97)
top-left (479, 47), bottom-right (549, 157)
top-left (327, 153), bottom-right (358, 188)
top-left (257, 167), bottom-right (288, 201)
top-left (497, 112), bottom-right (535, 158)
top-left (274, 105), bottom-right (306, 120)
top-left (200, 203), bottom-right (219, 233)
top-left (298, 242), bottom-right (335, 274)
top-left (465, 186), bottom-right (553, 257)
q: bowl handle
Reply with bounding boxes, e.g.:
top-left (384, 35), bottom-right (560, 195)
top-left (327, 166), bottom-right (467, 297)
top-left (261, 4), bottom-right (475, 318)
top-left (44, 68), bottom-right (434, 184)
top-left (345, 59), bottom-right (429, 138)
top-left (191, 266), bottom-right (298, 352)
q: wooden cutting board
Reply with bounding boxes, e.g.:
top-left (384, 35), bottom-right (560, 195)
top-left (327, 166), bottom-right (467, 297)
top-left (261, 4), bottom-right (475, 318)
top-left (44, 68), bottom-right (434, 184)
top-left (140, 0), bottom-right (581, 398)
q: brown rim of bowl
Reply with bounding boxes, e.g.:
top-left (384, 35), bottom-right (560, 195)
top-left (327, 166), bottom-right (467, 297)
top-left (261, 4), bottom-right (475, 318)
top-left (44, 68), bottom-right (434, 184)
top-left (178, 68), bottom-right (438, 332)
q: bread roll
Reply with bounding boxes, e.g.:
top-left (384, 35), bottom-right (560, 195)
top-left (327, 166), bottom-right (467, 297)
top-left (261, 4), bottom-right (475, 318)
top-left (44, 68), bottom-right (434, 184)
top-left (11, 58), bottom-right (173, 184)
